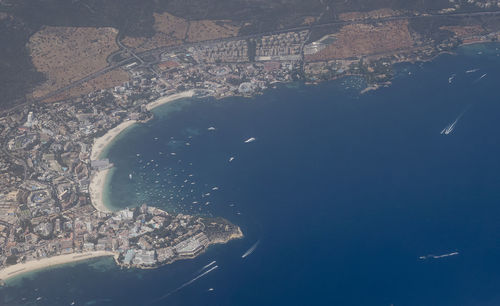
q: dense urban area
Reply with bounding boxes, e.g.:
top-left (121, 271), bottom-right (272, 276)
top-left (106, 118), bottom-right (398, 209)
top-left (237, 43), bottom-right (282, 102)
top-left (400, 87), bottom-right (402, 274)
top-left (1, 0), bottom-right (500, 283)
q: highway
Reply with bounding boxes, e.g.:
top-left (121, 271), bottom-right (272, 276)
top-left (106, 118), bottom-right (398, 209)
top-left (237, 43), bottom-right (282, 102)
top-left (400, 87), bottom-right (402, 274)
top-left (2, 9), bottom-right (499, 116)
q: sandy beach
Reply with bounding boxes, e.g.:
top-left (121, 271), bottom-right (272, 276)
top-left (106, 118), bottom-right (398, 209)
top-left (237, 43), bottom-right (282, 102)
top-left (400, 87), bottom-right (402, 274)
top-left (91, 120), bottom-right (137, 161)
top-left (89, 167), bottom-right (113, 213)
top-left (0, 251), bottom-right (117, 283)
top-left (145, 90), bottom-right (195, 111)
top-left (89, 91), bottom-right (196, 213)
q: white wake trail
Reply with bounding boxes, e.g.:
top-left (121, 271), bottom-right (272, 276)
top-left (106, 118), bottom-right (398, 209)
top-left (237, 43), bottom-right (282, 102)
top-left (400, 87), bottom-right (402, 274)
top-left (198, 260), bottom-right (216, 273)
top-left (150, 265), bottom-right (219, 304)
top-left (242, 240), bottom-right (260, 258)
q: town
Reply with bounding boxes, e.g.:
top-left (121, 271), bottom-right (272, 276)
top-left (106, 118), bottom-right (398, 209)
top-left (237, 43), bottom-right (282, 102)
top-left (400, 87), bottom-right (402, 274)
top-left (1, 9), bottom-right (500, 282)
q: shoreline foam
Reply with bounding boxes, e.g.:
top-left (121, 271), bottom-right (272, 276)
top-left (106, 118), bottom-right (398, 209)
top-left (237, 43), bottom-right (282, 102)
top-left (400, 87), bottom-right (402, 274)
top-left (0, 251), bottom-right (117, 283)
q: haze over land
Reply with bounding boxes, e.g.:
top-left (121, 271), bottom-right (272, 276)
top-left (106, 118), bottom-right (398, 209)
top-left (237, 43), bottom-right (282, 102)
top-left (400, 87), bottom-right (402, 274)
top-left (0, 0), bottom-right (500, 304)
top-left (0, 0), bottom-right (500, 109)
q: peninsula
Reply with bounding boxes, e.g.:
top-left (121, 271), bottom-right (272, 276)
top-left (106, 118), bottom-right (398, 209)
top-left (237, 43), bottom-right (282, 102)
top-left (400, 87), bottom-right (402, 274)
top-left (1, 1), bottom-right (500, 284)
top-left (0, 203), bottom-right (242, 282)
top-left (0, 90), bottom-right (243, 284)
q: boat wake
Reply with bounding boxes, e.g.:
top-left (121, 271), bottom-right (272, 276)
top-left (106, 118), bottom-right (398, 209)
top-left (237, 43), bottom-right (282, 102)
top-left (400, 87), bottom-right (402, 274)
top-left (440, 106), bottom-right (470, 135)
top-left (419, 251), bottom-right (459, 260)
top-left (149, 266), bottom-right (219, 304)
top-left (473, 73), bottom-right (487, 83)
top-left (198, 260), bottom-right (216, 273)
top-left (242, 240), bottom-right (260, 258)
top-left (440, 119), bottom-right (459, 135)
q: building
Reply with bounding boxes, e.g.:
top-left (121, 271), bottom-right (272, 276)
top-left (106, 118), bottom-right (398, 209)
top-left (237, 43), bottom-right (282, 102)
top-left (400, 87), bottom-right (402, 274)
top-left (173, 232), bottom-right (209, 257)
top-left (90, 159), bottom-right (113, 170)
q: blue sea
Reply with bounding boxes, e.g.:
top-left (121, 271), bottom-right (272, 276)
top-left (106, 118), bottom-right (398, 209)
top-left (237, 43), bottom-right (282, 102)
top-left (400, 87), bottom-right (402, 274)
top-left (2, 43), bottom-right (500, 306)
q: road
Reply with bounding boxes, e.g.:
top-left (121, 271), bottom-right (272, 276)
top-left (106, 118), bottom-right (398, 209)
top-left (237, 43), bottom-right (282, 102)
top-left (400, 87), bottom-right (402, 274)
top-left (1, 9), bottom-right (499, 116)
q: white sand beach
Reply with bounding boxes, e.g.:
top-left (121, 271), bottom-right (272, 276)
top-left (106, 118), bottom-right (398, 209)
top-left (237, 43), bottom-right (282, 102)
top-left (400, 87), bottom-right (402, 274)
top-left (91, 119), bottom-right (137, 161)
top-left (0, 251), bottom-right (117, 282)
top-left (89, 91), bottom-right (196, 213)
top-left (89, 167), bottom-right (113, 213)
top-left (145, 90), bottom-right (195, 111)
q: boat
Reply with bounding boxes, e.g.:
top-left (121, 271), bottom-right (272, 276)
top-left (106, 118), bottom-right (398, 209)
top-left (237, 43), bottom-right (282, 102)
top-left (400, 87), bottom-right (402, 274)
top-left (445, 119), bottom-right (458, 135)
top-left (208, 127), bottom-right (216, 131)
top-left (441, 117), bottom-right (460, 135)
top-left (241, 240), bottom-right (260, 258)
top-left (129, 173), bottom-right (132, 180)
top-left (244, 137), bottom-right (256, 143)
top-left (466, 68), bottom-right (479, 73)
top-left (229, 157), bottom-right (235, 162)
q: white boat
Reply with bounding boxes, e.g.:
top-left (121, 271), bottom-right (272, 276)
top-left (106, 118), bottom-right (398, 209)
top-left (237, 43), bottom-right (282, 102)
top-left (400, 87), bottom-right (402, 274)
top-left (445, 119), bottom-right (459, 135)
top-left (441, 115), bottom-right (462, 135)
top-left (208, 127), bottom-right (216, 131)
top-left (242, 240), bottom-right (260, 258)
top-left (129, 173), bottom-right (132, 180)
top-left (466, 68), bottom-right (479, 73)
top-left (448, 74), bottom-right (455, 84)
top-left (244, 137), bottom-right (256, 143)
top-left (229, 157), bottom-right (235, 162)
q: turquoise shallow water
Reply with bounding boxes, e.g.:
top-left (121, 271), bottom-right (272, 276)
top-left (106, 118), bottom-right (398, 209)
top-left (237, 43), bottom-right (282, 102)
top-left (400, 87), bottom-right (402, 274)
top-left (1, 43), bottom-right (500, 306)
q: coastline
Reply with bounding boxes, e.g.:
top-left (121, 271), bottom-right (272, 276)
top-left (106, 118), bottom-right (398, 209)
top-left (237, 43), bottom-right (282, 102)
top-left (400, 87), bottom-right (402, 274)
top-left (89, 167), bottom-right (113, 213)
top-left (90, 120), bottom-right (137, 161)
top-left (89, 90), bottom-right (196, 213)
top-left (0, 90), bottom-right (204, 285)
top-left (145, 90), bottom-right (195, 111)
top-left (0, 251), bottom-right (117, 283)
